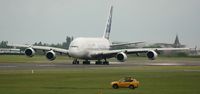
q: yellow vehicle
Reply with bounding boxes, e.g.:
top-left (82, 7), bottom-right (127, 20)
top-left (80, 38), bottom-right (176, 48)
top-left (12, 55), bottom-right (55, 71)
top-left (111, 77), bottom-right (139, 89)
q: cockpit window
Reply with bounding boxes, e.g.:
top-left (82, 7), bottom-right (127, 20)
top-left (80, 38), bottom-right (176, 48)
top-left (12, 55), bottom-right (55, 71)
top-left (70, 46), bottom-right (78, 48)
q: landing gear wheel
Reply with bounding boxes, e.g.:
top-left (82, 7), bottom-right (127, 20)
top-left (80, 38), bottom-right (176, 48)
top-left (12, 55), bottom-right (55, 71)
top-left (83, 60), bottom-right (90, 65)
top-left (103, 58), bottom-right (109, 65)
top-left (76, 61), bottom-right (79, 64)
top-left (95, 60), bottom-right (102, 65)
top-left (103, 61), bottom-right (109, 65)
top-left (72, 59), bottom-right (79, 64)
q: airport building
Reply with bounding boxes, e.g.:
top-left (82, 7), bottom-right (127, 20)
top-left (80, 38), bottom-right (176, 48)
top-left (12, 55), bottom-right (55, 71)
top-left (0, 48), bottom-right (24, 55)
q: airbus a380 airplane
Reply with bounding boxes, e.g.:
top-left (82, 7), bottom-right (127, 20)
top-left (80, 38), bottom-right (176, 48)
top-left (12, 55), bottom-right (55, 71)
top-left (8, 5), bottom-right (189, 65)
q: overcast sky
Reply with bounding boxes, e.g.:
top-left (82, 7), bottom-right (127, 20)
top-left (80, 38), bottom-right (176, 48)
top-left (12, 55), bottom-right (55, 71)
top-left (0, 0), bottom-right (200, 47)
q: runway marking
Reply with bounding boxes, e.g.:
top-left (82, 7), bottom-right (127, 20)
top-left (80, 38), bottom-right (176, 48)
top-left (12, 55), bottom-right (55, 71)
top-left (149, 63), bottom-right (184, 66)
top-left (37, 65), bottom-right (56, 67)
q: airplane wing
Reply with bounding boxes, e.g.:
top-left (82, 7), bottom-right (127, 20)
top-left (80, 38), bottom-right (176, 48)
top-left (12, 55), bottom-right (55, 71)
top-left (110, 42), bottom-right (145, 47)
top-left (7, 44), bottom-right (69, 54)
top-left (90, 48), bottom-right (190, 59)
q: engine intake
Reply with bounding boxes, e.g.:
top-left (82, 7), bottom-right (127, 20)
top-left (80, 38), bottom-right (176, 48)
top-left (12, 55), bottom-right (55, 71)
top-left (24, 48), bottom-right (35, 57)
top-left (116, 52), bottom-right (127, 62)
top-left (147, 50), bottom-right (158, 60)
top-left (46, 50), bottom-right (56, 61)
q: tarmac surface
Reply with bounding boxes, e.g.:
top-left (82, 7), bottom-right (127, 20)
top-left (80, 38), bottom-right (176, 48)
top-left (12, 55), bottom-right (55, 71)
top-left (0, 61), bottom-right (200, 70)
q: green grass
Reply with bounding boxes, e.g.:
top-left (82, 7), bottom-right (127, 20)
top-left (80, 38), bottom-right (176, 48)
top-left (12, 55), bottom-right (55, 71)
top-left (0, 55), bottom-right (200, 94)
top-left (0, 66), bottom-right (200, 94)
top-left (0, 55), bottom-right (70, 63)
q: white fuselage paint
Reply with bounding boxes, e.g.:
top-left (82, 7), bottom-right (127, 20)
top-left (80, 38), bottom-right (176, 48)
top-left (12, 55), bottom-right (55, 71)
top-left (68, 37), bottom-right (110, 59)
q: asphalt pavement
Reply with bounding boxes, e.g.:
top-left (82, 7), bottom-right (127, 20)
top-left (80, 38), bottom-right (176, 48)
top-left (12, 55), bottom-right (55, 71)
top-left (0, 61), bottom-right (199, 70)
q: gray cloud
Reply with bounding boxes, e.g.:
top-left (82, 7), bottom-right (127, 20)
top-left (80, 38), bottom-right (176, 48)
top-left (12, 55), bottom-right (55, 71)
top-left (0, 0), bottom-right (199, 47)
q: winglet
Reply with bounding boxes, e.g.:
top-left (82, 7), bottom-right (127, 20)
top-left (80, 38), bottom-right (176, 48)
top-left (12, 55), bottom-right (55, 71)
top-left (103, 5), bottom-right (113, 40)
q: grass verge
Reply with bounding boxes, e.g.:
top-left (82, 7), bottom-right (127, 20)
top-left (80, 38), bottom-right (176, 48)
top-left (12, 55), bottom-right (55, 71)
top-left (0, 66), bottom-right (200, 94)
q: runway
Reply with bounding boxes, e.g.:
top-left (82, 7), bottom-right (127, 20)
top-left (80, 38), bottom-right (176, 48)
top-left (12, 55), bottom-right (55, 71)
top-left (0, 61), bottom-right (200, 70)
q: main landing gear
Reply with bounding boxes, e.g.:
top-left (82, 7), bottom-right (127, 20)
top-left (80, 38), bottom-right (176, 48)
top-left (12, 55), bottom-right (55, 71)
top-left (95, 59), bottom-right (109, 65)
top-left (72, 59), bottom-right (79, 64)
top-left (83, 60), bottom-right (90, 65)
top-left (72, 59), bottom-right (109, 65)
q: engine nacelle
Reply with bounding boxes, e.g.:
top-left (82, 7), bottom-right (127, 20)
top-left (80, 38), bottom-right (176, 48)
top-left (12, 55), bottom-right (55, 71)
top-left (147, 50), bottom-right (158, 60)
top-left (46, 50), bottom-right (56, 61)
top-left (116, 52), bottom-right (127, 62)
top-left (24, 48), bottom-right (35, 57)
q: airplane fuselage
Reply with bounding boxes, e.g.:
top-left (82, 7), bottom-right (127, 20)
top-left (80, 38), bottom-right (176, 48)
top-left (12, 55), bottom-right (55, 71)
top-left (68, 37), bottom-right (110, 59)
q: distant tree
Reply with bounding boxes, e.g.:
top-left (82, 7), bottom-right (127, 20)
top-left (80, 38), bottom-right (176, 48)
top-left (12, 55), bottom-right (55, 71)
top-left (31, 36), bottom-right (74, 49)
top-left (34, 42), bottom-right (38, 46)
top-left (65, 36), bottom-right (73, 49)
top-left (38, 41), bottom-right (42, 46)
top-left (0, 41), bottom-right (8, 48)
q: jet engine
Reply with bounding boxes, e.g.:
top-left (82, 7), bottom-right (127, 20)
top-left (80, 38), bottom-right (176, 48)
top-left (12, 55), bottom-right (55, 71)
top-left (24, 48), bottom-right (35, 57)
top-left (46, 50), bottom-right (56, 61)
top-left (147, 50), bottom-right (158, 60)
top-left (116, 52), bottom-right (127, 62)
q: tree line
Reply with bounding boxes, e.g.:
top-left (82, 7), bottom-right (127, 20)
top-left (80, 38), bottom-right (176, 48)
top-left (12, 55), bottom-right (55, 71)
top-left (0, 41), bottom-right (9, 48)
top-left (0, 36), bottom-right (74, 49)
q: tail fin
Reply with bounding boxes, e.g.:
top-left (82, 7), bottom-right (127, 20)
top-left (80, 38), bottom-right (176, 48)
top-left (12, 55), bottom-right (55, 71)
top-left (103, 5), bottom-right (113, 40)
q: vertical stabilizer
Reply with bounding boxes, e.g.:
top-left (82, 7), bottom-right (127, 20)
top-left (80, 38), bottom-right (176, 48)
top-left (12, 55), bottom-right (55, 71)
top-left (103, 5), bottom-right (113, 40)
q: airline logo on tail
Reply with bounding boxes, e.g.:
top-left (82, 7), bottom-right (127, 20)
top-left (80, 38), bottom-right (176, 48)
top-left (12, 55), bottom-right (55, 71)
top-left (103, 5), bottom-right (113, 40)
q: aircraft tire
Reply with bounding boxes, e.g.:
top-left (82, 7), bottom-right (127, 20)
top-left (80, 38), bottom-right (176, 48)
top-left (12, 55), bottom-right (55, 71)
top-left (95, 61), bottom-right (102, 65)
top-left (103, 61), bottom-right (109, 65)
